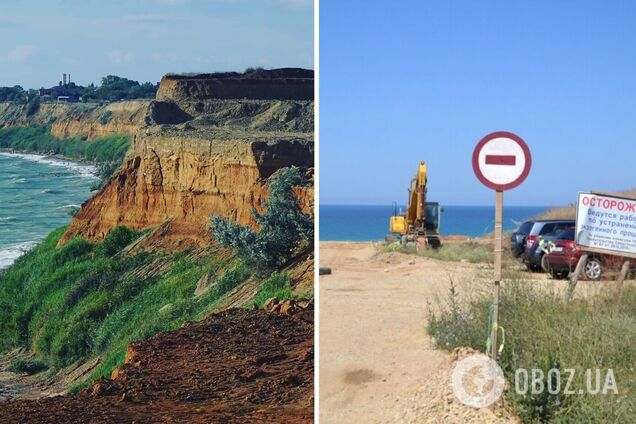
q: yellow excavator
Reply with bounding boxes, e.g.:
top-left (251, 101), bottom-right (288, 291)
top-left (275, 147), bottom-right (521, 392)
top-left (389, 162), bottom-right (442, 248)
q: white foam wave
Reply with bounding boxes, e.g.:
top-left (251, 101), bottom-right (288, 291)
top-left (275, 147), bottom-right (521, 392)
top-left (0, 152), bottom-right (98, 178)
top-left (54, 204), bottom-right (81, 210)
top-left (0, 241), bottom-right (38, 270)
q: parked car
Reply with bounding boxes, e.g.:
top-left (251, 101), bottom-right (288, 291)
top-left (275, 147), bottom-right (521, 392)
top-left (527, 227), bottom-right (575, 273)
top-left (510, 220), bottom-right (534, 258)
top-left (543, 230), bottom-right (635, 280)
top-left (521, 219), bottom-right (575, 271)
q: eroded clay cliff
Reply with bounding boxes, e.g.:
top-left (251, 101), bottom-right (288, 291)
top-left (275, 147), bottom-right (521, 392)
top-left (61, 126), bottom-right (313, 247)
top-left (60, 70), bottom-right (314, 248)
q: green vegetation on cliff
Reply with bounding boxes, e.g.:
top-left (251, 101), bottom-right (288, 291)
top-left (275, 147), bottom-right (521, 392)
top-left (0, 125), bottom-right (129, 163)
top-left (0, 226), bottom-right (251, 390)
top-left (0, 125), bottom-right (129, 186)
top-left (211, 167), bottom-right (314, 275)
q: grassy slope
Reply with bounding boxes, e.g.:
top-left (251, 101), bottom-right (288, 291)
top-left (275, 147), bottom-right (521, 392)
top-left (0, 227), bottom-right (256, 391)
top-left (0, 124), bottom-right (308, 392)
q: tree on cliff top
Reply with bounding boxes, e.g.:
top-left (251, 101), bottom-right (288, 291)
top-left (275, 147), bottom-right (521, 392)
top-left (210, 167), bottom-right (313, 275)
top-left (81, 75), bottom-right (158, 101)
top-left (0, 86), bottom-right (25, 102)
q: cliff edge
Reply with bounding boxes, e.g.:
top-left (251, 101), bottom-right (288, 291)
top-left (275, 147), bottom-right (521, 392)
top-left (60, 69), bottom-right (314, 247)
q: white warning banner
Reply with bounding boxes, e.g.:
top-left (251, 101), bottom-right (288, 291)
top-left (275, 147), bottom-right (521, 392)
top-left (576, 192), bottom-right (636, 258)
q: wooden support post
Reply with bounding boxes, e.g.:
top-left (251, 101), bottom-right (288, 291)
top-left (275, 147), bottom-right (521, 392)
top-left (566, 253), bottom-right (589, 301)
top-left (491, 190), bottom-right (503, 361)
top-left (616, 260), bottom-right (631, 294)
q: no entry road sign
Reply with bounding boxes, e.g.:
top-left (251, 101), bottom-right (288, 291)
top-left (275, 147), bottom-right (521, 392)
top-left (472, 131), bottom-right (531, 191)
top-left (471, 131), bottom-right (532, 365)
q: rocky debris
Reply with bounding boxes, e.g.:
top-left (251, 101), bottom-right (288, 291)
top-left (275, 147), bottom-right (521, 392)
top-left (263, 298), bottom-right (313, 317)
top-left (393, 347), bottom-right (520, 424)
top-left (0, 308), bottom-right (313, 423)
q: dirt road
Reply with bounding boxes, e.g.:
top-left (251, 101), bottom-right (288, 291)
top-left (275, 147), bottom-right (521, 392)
top-left (319, 242), bottom-right (515, 424)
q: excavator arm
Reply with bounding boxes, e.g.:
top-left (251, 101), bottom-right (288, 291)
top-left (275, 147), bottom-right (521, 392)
top-left (406, 162), bottom-right (427, 230)
top-left (389, 162), bottom-right (441, 248)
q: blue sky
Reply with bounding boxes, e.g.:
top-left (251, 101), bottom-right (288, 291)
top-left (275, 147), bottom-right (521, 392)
top-left (0, 0), bottom-right (313, 88)
top-left (320, 1), bottom-right (636, 206)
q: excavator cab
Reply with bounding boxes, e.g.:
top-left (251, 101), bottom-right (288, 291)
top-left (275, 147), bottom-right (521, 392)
top-left (424, 202), bottom-right (441, 232)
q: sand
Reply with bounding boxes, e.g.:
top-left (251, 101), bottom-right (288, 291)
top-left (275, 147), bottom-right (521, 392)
top-left (317, 241), bottom-right (626, 423)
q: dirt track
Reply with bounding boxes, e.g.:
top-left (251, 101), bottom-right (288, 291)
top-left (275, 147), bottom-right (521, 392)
top-left (0, 308), bottom-right (314, 424)
top-left (319, 242), bottom-right (515, 423)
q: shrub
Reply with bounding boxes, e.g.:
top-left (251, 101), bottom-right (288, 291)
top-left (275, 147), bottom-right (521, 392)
top-left (253, 272), bottom-right (294, 307)
top-left (53, 238), bottom-right (92, 267)
top-left (210, 167), bottom-right (313, 274)
top-left (7, 359), bottom-right (49, 375)
top-left (97, 226), bottom-right (139, 256)
top-left (244, 66), bottom-right (265, 74)
top-left (26, 96), bottom-right (40, 117)
top-left (99, 110), bottom-right (113, 125)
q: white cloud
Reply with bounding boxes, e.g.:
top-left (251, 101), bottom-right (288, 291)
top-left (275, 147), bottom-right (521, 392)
top-left (152, 52), bottom-right (178, 64)
top-left (5, 45), bottom-right (35, 64)
top-left (108, 49), bottom-right (135, 65)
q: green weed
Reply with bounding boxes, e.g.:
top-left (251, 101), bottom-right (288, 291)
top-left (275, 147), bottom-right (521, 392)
top-left (428, 279), bottom-right (636, 423)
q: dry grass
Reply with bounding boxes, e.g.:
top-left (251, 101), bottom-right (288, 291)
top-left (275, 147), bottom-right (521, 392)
top-left (534, 188), bottom-right (636, 221)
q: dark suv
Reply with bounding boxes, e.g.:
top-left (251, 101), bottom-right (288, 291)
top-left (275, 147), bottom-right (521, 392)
top-left (510, 221), bottom-right (534, 257)
top-left (512, 219), bottom-right (575, 270)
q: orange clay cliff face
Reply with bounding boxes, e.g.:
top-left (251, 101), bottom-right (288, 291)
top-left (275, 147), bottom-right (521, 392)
top-left (59, 68), bottom-right (314, 248)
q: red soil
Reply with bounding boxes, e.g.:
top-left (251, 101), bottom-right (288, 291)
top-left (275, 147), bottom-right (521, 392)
top-left (0, 308), bottom-right (314, 423)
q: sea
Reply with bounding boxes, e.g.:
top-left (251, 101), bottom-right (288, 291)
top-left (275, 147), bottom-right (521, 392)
top-left (319, 204), bottom-right (550, 241)
top-left (0, 152), bottom-right (97, 269)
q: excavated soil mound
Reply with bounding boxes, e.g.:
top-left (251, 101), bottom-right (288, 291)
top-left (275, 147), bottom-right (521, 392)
top-left (0, 308), bottom-right (314, 423)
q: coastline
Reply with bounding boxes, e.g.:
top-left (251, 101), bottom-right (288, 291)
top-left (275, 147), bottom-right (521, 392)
top-left (0, 152), bottom-right (98, 270)
top-left (0, 149), bottom-right (98, 178)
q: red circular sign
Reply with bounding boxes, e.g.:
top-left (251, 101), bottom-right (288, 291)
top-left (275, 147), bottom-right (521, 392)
top-left (472, 131), bottom-right (531, 191)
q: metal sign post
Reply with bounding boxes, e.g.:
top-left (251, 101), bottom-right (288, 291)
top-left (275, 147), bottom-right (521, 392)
top-left (492, 190), bottom-right (503, 360)
top-left (473, 131), bottom-right (532, 362)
